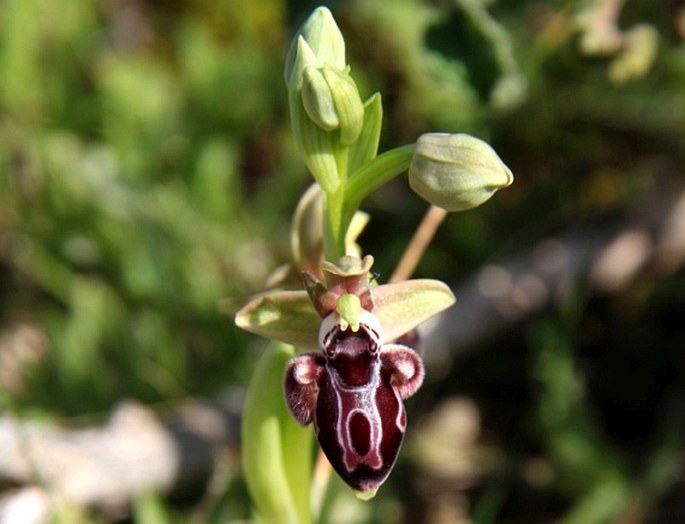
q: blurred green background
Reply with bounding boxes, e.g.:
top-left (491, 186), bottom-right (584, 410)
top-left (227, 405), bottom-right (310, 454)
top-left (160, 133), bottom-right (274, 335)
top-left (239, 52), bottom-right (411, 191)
top-left (1, 0), bottom-right (684, 522)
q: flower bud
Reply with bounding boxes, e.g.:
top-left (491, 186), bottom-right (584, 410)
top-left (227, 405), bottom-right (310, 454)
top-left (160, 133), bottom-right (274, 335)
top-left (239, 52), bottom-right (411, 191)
top-left (301, 64), bottom-right (364, 144)
top-left (284, 6), bottom-right (366, 191)
top-left (409, 133), bottom-right (513, 212)
top-left (285, 7), bottom-right (346, 89)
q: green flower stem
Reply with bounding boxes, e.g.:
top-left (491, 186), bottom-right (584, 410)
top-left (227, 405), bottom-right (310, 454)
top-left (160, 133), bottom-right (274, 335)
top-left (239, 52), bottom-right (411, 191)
top-left (343, 144), bottom-right (416, 223)
top-left (322, 141), bottom-right (350, 260)
top-left (242, 342), bottom-right (314, 524)
top-left (322, 144), bottom-right (415, 260)
top-left (323, 188), bottom-right (346, 260)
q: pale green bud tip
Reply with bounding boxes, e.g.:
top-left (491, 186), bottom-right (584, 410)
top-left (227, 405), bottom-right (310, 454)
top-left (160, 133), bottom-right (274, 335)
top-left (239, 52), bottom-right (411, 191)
top-left (285, 6), bottom-right (346, 86)
top-left (300, 7), bottom-right (346, 69)
top-left (409, 133), bottom-right (514, 212)
top-left (336, 293), bottom-right (362, 331)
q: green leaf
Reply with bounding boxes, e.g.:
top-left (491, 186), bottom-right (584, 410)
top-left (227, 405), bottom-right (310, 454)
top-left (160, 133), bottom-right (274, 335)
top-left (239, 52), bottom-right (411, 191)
top-left (373, 279), bottom-right (456, 342)
top-left (347, 93), bottom-right (383, 174)
top-left (235, 290), bottom-right (320, 349)
top-left (132, 491), bottom-right (173, 524)
top-left (242, 343), bottom-right (314, 524)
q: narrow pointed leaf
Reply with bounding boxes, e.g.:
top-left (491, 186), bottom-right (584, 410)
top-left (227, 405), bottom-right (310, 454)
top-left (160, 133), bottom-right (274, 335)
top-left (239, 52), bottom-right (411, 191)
top-left (373, 279), bottom-right (456, 342)
top-left (347, 93), bottom-right (383, 174)
top-left (235, 290), bottom-right (320, 349)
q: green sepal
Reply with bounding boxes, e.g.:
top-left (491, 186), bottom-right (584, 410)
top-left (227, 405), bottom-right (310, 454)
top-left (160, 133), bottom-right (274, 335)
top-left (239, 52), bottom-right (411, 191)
top-left (284, 6), bottom-right (346, 88)
top-left (235, 291), bottom-right (320, 349)
top-left (302, 65), bottom-right (339, 131)
top-left (321, 65), bottom-right (364, 145)
top-left (300, 64), bottom-right (364, 145)
top-left (298, 7), bottom-right (346, 70)
top-left (348, 93), bottom-right (383, 174)
top-left (242, 343), bottom-right (314, 524)
top-left (290, 94), bottom-right (341, 193)
top-left (285, 36), bottom-right (318, 91)
top-left (373, 279), bottom-right (456, 342)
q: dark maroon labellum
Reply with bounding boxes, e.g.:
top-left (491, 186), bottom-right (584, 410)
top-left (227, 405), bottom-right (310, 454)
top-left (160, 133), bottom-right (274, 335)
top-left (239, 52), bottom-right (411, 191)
top-left (285, 311), bottom-right (424, 494)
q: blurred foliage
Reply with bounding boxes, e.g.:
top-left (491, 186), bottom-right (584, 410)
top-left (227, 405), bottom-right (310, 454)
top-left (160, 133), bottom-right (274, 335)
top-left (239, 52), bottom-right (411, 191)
top-left (1, 0), bottom-right (684, 522)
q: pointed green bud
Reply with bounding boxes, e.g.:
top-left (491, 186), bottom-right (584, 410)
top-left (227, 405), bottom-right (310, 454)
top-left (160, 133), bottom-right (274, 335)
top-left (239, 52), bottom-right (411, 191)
top-left (285, 6), bottom-right (346, 88)
top-left (297, 6), bottom-right (346, 69)
top-left (409, 133), bottom-right (513, 212)
top-left (320, 65), bottom-right (364, 145)
top-left (286, 37), bottom-right (319, 91)
top-left (302, 66), bottom-right (340, 131)
top-left (301, 63), bottom-right (364, 145)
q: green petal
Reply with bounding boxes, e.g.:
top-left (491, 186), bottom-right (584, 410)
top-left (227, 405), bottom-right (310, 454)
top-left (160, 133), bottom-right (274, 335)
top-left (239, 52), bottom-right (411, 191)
top-left (373, 279), bottom-right (456, 342)
top-left (235, 291), bottom-right (320, 349)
